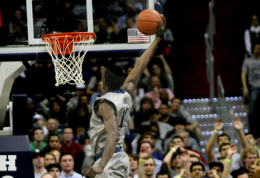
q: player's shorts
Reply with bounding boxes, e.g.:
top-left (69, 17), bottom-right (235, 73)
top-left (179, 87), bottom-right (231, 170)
top-left (93, 147), bottom-right (129, 178)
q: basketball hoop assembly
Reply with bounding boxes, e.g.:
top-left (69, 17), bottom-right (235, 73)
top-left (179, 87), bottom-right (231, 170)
top-left (42, 32), bottom-right (96, 86)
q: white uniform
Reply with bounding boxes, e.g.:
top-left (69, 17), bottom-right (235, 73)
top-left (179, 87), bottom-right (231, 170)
top-left (90, 89), bottom-right (132, 178)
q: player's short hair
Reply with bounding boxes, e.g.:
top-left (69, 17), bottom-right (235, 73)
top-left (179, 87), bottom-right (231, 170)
top-left (217, 133), bottom-right (231, 143)
top-left (190, 162), bottom-right (205, 172)
top-left (143, 155), bottom-right (155, 165)
top-left (243, 146), bottom-right (259, 158)
top-left (104, 65), bottom-right (126, 91)
top-left (219, 143), bottom-right (231, 152)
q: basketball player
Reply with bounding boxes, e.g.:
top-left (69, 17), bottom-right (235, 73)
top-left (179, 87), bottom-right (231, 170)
top-left (82, 15), bottom-right (166, 178)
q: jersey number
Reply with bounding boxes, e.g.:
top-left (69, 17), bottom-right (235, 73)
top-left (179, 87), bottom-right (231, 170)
top-left (119, 108), bottom-right (128, 128)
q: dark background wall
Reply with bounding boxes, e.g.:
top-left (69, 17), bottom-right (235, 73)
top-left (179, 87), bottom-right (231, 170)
top-left (164, 0), bottom-right (260, 98)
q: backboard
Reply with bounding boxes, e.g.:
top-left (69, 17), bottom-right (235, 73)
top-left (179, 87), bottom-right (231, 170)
top-left (0, 0), bottom-right (164, 61)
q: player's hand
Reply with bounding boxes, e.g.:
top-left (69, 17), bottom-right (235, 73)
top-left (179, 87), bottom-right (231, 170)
top-left (233, 117), bottom-right (243, 130)
top-left (156, 15), bottom-right (166, 38)
top-left (214, 117), bottom-right (223, 131)
top-left (208, 169), bottom-right (219, 178)
top-left (82, 166), bottom-right (104, 178)
top-left (161, 14), bottom-right (166, 31)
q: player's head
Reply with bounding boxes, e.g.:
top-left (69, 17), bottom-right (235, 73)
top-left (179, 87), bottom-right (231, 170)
top-left (102, 65), bottom-right (126, 92)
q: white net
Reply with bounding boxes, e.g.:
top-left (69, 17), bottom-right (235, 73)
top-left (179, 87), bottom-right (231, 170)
top-left (42, 33), bottom-right (96, 86)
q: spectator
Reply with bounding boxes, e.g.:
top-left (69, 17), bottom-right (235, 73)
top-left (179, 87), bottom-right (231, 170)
top-left (41, 173), bottom-right (53, 178)
top-left (237, 171), bottom-right (249, 178)
top-left (169, 98), bottom-right (200, 139)
top-left (223, 144), bottom-right (237, 178)
top-left (245, 132), bottom-right (260, 155)
top-left (241, 43), bottom-right (260, 133)
top-left (244, 15), bottom-right (260, 56)
top-left (139, 141), bottom-right (162, 175)
top-left (156, 171), bottom-right (170, 178)
top-left (135, 97), bottom-right (154, 129)
top-left (158, 104), bottom-right (175, 126)
top-left (27, 97), bottom-right (37, 129)
top-left (117, 4), bottom-right (137, 31)
top-left (141, 109), bottom-right (173, 140)
top-left (159, 90), bottom-right (171, 106)
top-left (68, 84), bottom-right (86, 110)
top-left (60, 153), bottom-right (85, 178)
top-left (95, 17), bottom-right (117, 44)
top-left (250, 158), bottom-right (260, 177)
top-left (60, 127), bottom-right (84, 173)
top-left (190, 162), bottom-right (206, 178)
top-left (178, 131), bottom-right (200, 152)
top-left (138, 155), bottom-right (157, 178)
top-left (188, 155), bottom-right (200, 170)
top-left (142, 55), bottom-right (174, 92)
top-left (46, 163), bottom-right (61, 178)
top-left (145, 75), bottom-right (174, 109)
top-left (32, 149), bottom-right (47, 178)
top-left (206, 117), bottom-right (249, 171)
top-left (118, 17), bottom-right (136, 43)
top-left (33, 114), bottom-right (48, 136)
top-left (89, 81), bottom-right (103, 107)
top-left (42, 134), bottom-right (61, 154)
top-left (44, 118), bottom-right (62, 142)
top-left (209, 162), bottom-right (224, 178)
top-left (128, 154), bottom-right (139, 178)
top-left (82, 58), bottom-right (99, 83)
top-left (44, 153), bottom-right (56, 168)
top-left (30, 128), bottom-right (47, 152)
top-left (86, 65), bottom-right (105, 95)
top-left (50, 150), bottom-right (61, 164)
top-left (49, 100), bottom-right (66, 124)
top-left (164, 117), bottom-right (199, 151)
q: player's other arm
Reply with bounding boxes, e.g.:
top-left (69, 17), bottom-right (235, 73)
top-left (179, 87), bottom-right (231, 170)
top-left (122, 15), bottom-right (166, 91)
top-left (98, 102), bottom-right (119, 169)
top-left (82, 102), bottom-right (118, 177)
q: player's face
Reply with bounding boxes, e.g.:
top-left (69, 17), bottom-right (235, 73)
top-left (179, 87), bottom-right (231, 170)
top-left (191, 165), bottom-right (205, 178)
top-left (63, 128), bottom-right (73, 142)
top-left (33, 155), bottom-right (44, 168)
top-left (44, 155), bottom-right (55, 167)
top-left (220, 145), bottom-right (230, 157)
top-left (246, 134), bottom-right (257, 146)
top-left (217, 136), bottom-right (230, 147)
top-left (250, 159), bottom-right (260, 178)
top-left (34, 130), bottom-right (44, 141)
top-left (171, 99), bottom-right (181, 111)
top-left (49, 167), bottom-right (61, 178)
top-left (245, 153), bottom-right (258, 169)
top-left (144, 158), bottom-right (156, 177)
top-left (49, 136), bottom-right (60, 150)
top-left (129, 157), bottom-right (138, 170)
top-left (60, 155), bottom-right (74, 172)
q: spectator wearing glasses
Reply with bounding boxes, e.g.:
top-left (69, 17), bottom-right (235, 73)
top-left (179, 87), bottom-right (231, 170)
top-left (44, 118), bottom-right (62, 142)
top-left (190, 162), bottom-right (206, 178)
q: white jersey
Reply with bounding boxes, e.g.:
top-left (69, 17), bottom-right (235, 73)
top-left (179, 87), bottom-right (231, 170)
top-left (90, 89), bottom-right (132, 155)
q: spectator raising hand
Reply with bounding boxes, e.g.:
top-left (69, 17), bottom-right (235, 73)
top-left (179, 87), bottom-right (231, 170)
top-left (215, 117), bottom-right (224, 131)
top-left (208, 169), bottom-right (220, 178)
top-left (178, 168), bottom-right (188, 178)
top-left (222, 144), bottom-right (237, 178)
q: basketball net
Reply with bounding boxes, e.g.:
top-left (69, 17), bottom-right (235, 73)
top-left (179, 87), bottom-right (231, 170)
top-left (42, 33), bottom-right (96, 86)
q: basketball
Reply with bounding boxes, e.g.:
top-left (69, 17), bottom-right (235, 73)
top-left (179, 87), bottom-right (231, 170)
top-left (136, 9), bottom-right (162, 35)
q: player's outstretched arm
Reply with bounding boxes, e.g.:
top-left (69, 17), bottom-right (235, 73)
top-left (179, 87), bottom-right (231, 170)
top-left (121, 15), bottom-right (166, 94)
top-left (82, 102), bottom-right (118, 177)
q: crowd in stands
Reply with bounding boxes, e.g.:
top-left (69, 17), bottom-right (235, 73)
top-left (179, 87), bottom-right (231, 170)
top-left (4, 1), bottom-right (260, 178)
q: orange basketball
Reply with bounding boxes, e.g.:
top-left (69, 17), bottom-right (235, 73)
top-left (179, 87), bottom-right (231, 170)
top-left (136, 9), bottom-right (162, 35)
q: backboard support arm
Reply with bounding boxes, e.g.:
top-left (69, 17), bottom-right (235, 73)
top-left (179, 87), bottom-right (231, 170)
top-left (0, 61), bottom-right (35, 130)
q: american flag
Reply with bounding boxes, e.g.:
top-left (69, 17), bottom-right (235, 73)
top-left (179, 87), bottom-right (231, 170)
top-left (128, 28), bottom-right (150, 43)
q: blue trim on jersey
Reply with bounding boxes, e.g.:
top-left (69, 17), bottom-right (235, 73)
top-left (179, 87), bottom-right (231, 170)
top-left (97, 89), bottom-right (125, 97)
